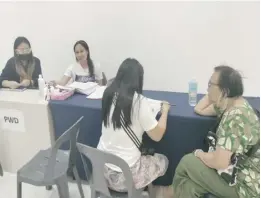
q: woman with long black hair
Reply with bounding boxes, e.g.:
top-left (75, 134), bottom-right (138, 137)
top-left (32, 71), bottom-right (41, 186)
top-left (97, 58), bottom-right (170, 192)
top-left (0, 36), bottom-right (42, 89)
top-left (54, 40), bottom-right (103, 86)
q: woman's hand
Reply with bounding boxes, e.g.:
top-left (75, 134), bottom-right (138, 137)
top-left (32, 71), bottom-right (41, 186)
top-left (7, 81), bottom-right (21, 89)
top-left (48, 80), bottom-right (57, 87)
top-left (161, 101), bottom-right (171, 113)
top-left (20, 79), bottom-right (31, 87)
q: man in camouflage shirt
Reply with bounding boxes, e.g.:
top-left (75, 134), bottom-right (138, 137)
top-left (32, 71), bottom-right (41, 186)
top-left (172, 66), bottom-right (260, 198)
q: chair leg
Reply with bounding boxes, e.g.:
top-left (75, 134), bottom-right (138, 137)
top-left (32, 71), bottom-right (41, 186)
top-left (91, 188), bottom-right (96, 198)
top-left (56, 175), bottom-right (70, 198)
top-left (67, 167), bottom-right (75, 180)
top-left (0, 162), bottom-right (3, 176)
top-left (17, 181), bottom-right (22, 198)
top-left (148, 184), bottom-right (156, 198)
top-left (73, 166), bottom-right (85, 198)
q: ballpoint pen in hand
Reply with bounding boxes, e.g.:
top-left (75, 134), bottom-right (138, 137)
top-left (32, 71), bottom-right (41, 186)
top-left (161, 102), bottom-right (176, 107)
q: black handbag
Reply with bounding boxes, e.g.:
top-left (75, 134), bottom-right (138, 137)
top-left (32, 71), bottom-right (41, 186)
top-left (119, 113), bottom-right (155, 156)
top-left (204, 112), bottom-right (224, 152)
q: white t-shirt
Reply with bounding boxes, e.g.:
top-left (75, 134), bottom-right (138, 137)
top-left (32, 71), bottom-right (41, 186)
top-left (64, 61), bottom-right (103, 83)
top-left (97, 93), bottom-right (158, 172)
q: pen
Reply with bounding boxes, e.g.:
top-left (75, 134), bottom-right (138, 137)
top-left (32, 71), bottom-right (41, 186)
top-left (160, 102), bottom-right (176, 106)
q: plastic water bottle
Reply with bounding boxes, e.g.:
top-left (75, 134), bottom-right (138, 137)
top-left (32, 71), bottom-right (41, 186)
top-left (188, 79), bottom-right (198, 106)
top-left (38, 74), bottom-right (45, 99)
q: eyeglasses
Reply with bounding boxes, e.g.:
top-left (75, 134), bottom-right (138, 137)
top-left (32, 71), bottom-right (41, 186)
top-left (208, 81), bottom-right (219, 88)
top-left (15, 48), bottom-right (32, 54)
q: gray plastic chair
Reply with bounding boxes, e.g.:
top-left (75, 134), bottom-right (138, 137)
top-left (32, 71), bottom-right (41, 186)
top-left (107, 77), bottom-right (115, 87)
top-left (102, 72), bottom-right (108, 86)
top-left (17, 117), bottom-right (85, 198)
top-left (77, 143), bottom-right (155, 198)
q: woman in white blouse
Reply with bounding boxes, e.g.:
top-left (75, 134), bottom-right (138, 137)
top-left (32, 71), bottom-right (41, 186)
top-left (54, 40), bottom-right (103, 86)
top-left (97, 58), bottom-right (170, 193)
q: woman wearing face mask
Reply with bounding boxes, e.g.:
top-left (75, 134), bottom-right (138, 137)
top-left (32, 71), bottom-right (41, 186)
top-left (172, 66), bottom-right (259, 198)
top-left (54, 40), bottom-right (103, 86)
top-left (0, 37), bottom-right (42, 89)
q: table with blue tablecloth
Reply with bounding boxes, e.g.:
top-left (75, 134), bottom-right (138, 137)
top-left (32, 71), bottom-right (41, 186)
top-left (49, 91), bottom-right (260, 186)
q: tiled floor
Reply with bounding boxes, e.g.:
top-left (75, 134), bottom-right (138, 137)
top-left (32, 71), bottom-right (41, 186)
top-left (0, 172), bottom-right (173, 198)
top-left (0, 172), bottom-right (91, 198)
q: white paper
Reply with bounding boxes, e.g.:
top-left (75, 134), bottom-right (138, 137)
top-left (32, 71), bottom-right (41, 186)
top-left (0, 109), bottom-right (25, 132)
top-left (87, 86), bottom-right (107, 99)
top-left (68, 82), bottom-right (98, 95)
top-left (146, 98), bottom-right (162, 117)
top-left (56, 85), bottom-right (75, 91)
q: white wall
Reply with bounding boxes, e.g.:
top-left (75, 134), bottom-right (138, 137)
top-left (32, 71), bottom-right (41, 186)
top-left (0, 1), bottom-right (259, 96)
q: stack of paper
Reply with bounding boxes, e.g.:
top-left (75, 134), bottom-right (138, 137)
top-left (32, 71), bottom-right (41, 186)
top-left (56, 85), bottom-right (75, 91)
top-left (87, 86), bottom-right (107, 99)
top-left (68, 82), bottom-right (98, 95)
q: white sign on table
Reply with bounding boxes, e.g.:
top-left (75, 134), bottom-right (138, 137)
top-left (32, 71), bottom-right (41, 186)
top-left (0, 109), bottom-right (25, 132)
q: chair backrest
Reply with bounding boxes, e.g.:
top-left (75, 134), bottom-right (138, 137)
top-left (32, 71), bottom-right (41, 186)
top-left (107, 77), bottom-right (115, 87)
top-left (44, 116), bottom-right (84, 180)
top-left (77, 143), bottom-right (141, 198)
top-left (102, 72), bottom-right (107, 86)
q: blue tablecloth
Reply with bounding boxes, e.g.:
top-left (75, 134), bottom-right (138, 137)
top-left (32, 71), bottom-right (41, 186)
top-left (49, 91), bottom-right (260, 186)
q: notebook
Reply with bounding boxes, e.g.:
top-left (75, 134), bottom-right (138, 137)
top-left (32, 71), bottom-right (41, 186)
top-left (87, 86), bottom-right (107, 99)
